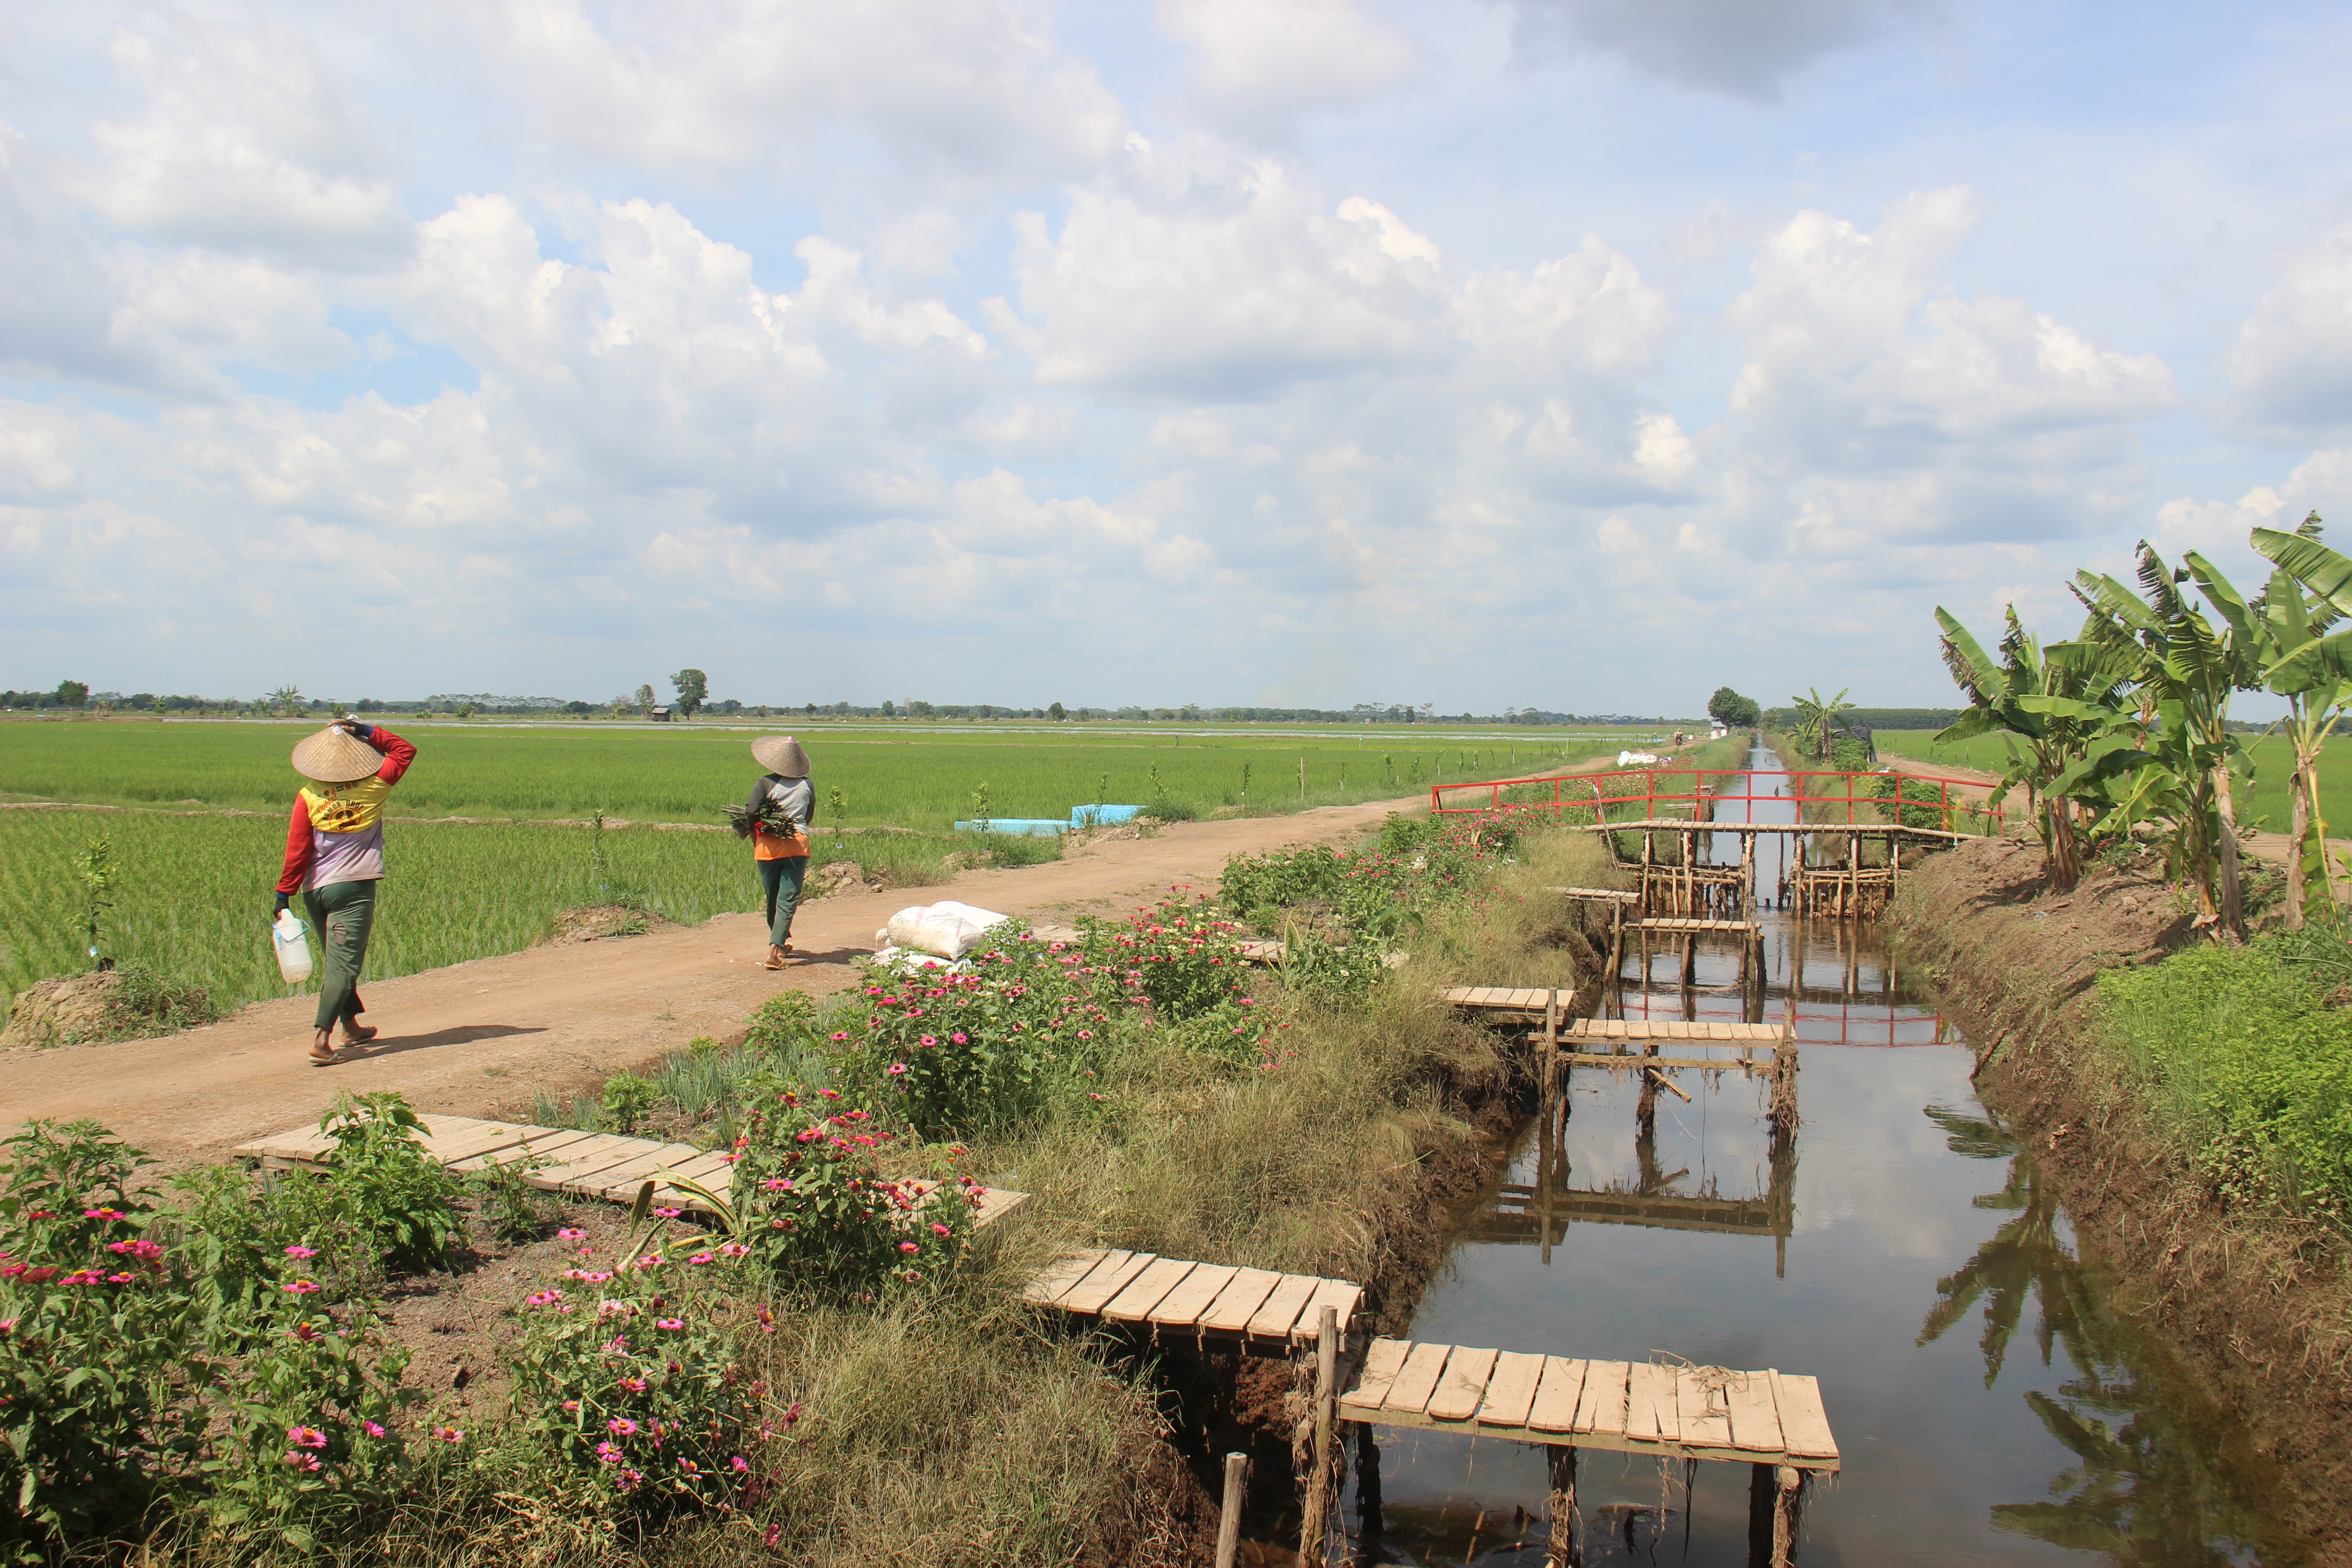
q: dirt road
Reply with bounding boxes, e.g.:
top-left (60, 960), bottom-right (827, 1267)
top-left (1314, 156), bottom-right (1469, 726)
top-left (0, 800), bottom-right (1421, 1164)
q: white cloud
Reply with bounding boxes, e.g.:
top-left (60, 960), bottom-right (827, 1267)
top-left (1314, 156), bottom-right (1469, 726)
top-left (2218, 222), bottom-right (2352, 443)
top-left (1721, 189), bottom-right (2177, 547)
top-left (1158, 0), bottom-right (1422, 140)
top-left (1509, 0), bottom-right (1938, 101)
top-left (1008, 145), bottom-right (1450, 396)
top-left (476, 0), bottom-right (1125, 186)
top-left (75, 15), bottom-right (411, 269)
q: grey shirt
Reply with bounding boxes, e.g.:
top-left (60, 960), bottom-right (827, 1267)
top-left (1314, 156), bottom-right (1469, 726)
top-left (748, 774), bottom-right (815, 831)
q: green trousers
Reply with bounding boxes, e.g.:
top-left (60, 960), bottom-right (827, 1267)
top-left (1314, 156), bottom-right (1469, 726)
top-left (756, 856), bottom-right (809, 945)
top-left (304, 880), bottom-right (377, 1031)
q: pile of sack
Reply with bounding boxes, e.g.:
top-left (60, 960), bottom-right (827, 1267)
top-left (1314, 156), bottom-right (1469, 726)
top-left (872, 901), bottom-right (1012, 971)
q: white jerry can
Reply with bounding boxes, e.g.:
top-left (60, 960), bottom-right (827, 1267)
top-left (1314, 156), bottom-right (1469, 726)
top-left (272, 909), bottom-right (315, 985)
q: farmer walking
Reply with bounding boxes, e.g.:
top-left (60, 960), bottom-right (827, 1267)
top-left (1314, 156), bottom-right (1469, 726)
top-left (274, 717), bottom-right (417, 1064)
top-left (744, 736), bottom-right (814, 968)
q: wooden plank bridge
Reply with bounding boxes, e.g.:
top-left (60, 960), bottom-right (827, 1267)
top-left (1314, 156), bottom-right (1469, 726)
top-left (1021, 1243), bottom-right (1837, 1566)
top-left (230, 1114), bottom-right (1029, 1227)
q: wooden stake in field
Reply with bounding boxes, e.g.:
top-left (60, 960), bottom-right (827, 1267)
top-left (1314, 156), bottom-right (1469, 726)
top-left (1215, 1452), bottom-right (1249, 1568)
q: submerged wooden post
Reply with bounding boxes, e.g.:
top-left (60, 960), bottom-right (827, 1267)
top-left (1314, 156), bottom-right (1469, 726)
top-left (1354, 1424), bottom-right (1382, 1541)
top-left (1297, 1305), bottom-right (1341, 1565)
top-left (1545, 1444), bottom-right (1581, 1567)
top-left (1681, 932), bottom-right (1697, 989)
top-left (1215, 1452), bottom-right (1248, 1568)
top-left (1774, 1465), bottom-right (1805, 1566)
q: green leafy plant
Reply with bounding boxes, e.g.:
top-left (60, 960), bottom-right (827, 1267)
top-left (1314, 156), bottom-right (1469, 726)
top-left (313, 1093), bottom-right (465, 1275)
top-left (468, 1152), bottom-right (558, 1243)
top-left (600, 1073), bottom-right (659, 1134)
top-left (72, 836), bottom-right (118, 970)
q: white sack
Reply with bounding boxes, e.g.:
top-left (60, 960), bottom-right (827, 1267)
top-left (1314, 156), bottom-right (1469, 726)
top-left (880, 901), bottom-right (1012, 960)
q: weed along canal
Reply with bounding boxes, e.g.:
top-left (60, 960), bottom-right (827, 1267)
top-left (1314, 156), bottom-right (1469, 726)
top-left (1347, 744), bottom-right (2304, 1568)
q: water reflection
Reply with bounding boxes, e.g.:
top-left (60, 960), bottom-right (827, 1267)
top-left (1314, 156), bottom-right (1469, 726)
top-left (1918, 1106), bottom-right (2285, 1565)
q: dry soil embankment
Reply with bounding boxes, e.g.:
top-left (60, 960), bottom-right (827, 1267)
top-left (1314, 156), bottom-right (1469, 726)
top-left (1893, 835), bottom-right (2352, 1564)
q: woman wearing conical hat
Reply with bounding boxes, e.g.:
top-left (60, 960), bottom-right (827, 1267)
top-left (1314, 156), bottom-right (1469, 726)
top-left (274, 718), bottom-right (418, 1064)
top-left (745, 736), bottom-right (814, 969)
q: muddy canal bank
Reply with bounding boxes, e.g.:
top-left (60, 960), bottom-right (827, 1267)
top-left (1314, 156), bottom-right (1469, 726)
top-left (1894, 834), bottom-right (2352, 1563)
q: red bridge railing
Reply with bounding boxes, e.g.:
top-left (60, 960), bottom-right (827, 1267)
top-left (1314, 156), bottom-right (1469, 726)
top-left (1429, 767), bottom-right (2007, 836)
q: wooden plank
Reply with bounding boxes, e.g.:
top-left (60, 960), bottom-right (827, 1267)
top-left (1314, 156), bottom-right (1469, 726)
top-left (1723, 1372), bottom-right (1785, 1457)
top-left (1101, 1257), bottom-right (1198, 1324)
top-left (1479, 1350), bottom-right (1546, 1430)
top-left (1382, 1342), bottom-right (1452, 1417)
top-left (1623, 1361), bottom-right (1671, 1442)
top-left (1061, 1251), bottom-right (1159, 1316)
top-left (1244, 1274), bottom-right (1320, 1341)
top-left (1341, 1339), bottom-right (1413, 1416)
top-left (1426, 1346), bottom-right (1498, 1422)
top-left (446, 1127), bottom-right (601, 1172)
top-left (970, 1188), bottom-right (1027, 1229)
top-left (414, 1118), bottom-right (537, 1165)
top-left (1294, 1277), bottom-right (1363, 1341)
top-left (1197, 1268), bottom-right (1285, 1335)
top-left (1708, 1022), bottom-right (1732, 1041)
top-left (1575, 1360), bottom-right (1630, 1438)
top-left (655, 1151), bottom-right (738, 1189)
top-left (578, 1142), bottom-right (708, 1198)
top-left (1022, 1250), bottom-right (1106, 1305)
top-left (523, 1135), bottom-right (649, 1188)
top-left (1770, 1372), bottom-right (1839, 1463)
top-left (1675, 1367), bottom-right (1733, 1451)
top-left (1524, 1356), bottom-right (1587, 1433)
top-left (1147, 1262), bottom-right (1239, 1329)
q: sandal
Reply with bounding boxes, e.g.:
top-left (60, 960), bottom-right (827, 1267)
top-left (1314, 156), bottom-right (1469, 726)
top-left (341, 1024), bottom-right (378, 1046)
top-left (308, 1043), bottom-right (338, 1066)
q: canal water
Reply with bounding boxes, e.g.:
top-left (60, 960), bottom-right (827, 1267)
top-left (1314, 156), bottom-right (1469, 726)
top-left (1344, 743), bottom-right (2303, 1566)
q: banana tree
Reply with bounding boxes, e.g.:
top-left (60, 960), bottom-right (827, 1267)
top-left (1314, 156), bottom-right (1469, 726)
top-left (1934, 607), bottom-right (2143, 893)
top-left (2073, 545), bottom-right (2263, 941)
top-left (1786, 686), bottom-right (1854, 760)
top-left (2250, 512), bottom-right (2350, 926)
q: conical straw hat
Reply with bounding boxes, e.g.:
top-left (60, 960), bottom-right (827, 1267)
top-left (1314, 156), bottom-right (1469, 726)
top-left (750, 735), bottom-right (811, 777)
top-left (290, 724), bottom-right (382, 784)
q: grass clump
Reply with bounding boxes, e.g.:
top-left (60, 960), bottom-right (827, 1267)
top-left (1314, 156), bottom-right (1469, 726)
top-left (2093, 936), bottom-right (2352, 1228)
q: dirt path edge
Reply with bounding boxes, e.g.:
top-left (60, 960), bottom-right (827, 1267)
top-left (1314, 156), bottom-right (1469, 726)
top-left (1890, 836), bottom-right (2352, 1565)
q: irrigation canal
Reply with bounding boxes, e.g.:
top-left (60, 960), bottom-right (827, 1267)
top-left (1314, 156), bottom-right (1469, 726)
top-left (1343, 742), bottom-right (2304, 1566)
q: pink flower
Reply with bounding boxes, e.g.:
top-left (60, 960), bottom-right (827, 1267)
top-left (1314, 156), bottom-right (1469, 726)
top-left (363, 1420), bottom-right (387, 1438)
top-left (596, 1441), bottom-right (624, 1463)
top-left (652, 1207), bottom-right (682, 1220)
top-left (107, 1239), bottom-right (164, 1264)
top-left (761, 1177), bottom-right (795, 1192)
top-left (898, 1241), bottom-right (920, 1254)
top-left (289, 1322), bottom-right (322, 1344)
top-left (656, 1317), bottom-right (685, 1330)
top-left (436, 1426), bottom-right (465, 1444)
top-left (288, 1424), bottom-right (328, 1448)
top-left (886, 1063), bottom-right (907, 1077)
top-left (284, 1450), bottom-right (322, 1472)
top-left (283, 1279), bottom-right (321, 1295)
top-left (930, 1222), bottom-right (951, 1237)
top-left (688, 1252), bottom-right (714, 1265)
top-left (598, 1300), bottom-right (633, 1318)
top-left (562, 1400), bottom-right (581, 1412)
top-left (950, 1031), bottom-right (968, 1044)
top-left (637, 1254), bottom-right (665, 1268)
top-left (83, 1208), bottom-right (127, 1221)
top-left (284, 1245), bottom-right (319, 1259)
top-left (557, 1228), bottom-right (587, 1240)
top-left (608, 1417), bottom-right (639, 1436)
top-left (718, 1242), bottom-right (750, 1258)
top-left (731, 1454), bottom-right (750, 1472)
top-left (618, 1376), bottom-right (649, 1393)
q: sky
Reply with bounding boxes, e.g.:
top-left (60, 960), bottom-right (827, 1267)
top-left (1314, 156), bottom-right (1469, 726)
top-left (5, 0), bottom-right (2351, 715)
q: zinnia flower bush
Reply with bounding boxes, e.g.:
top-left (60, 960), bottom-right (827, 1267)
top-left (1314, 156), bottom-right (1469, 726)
top-left (723, 1090), bottom-right (975, 1288)
top-left (506, 1243), bottom-right (789, 1514)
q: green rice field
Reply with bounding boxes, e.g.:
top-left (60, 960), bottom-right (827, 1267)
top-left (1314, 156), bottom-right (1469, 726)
top-left (0, 719), bottom-right (1642, 828)
top-left (1, 719), bottom-right (1626, 1024)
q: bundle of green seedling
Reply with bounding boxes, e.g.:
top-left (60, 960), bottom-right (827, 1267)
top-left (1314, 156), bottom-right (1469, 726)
top-left (723, 797), bottom-right (804, 838)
